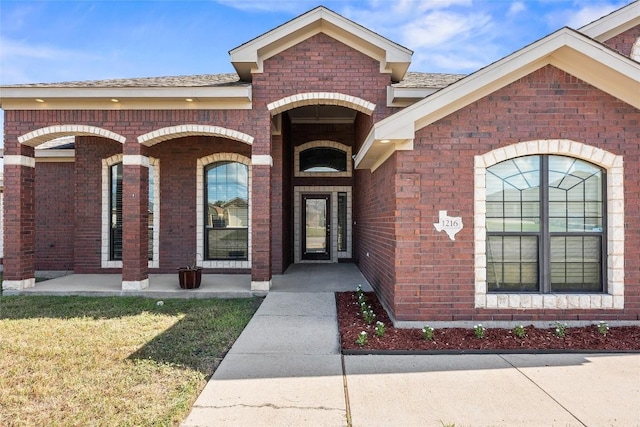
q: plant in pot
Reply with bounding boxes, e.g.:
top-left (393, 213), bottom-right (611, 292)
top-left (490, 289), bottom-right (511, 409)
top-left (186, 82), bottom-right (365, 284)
top-left (177, 252), bottom-right (203, 289)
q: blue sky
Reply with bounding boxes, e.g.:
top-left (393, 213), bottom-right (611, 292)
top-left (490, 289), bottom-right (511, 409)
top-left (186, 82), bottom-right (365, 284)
top-left (0, 0), bottom-right (633, 145)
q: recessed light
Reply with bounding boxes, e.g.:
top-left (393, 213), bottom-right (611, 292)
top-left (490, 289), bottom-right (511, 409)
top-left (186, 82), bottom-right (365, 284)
top-left (380, 139), bottom-right (391, 144)
top-left (35, 98), bottom-right (45, 103)
top-left (110, 98), bottom-right (119, 103)
top-left (185, 98), bottom-right (194, 102)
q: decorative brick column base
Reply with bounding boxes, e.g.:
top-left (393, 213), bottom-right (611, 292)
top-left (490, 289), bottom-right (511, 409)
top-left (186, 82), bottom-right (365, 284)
top-left (251, 280), bottom-right (271, 291)
top-left (2, 278), bottom-right (36, 290)
top-left (122, 279), bottom-right (150, 291)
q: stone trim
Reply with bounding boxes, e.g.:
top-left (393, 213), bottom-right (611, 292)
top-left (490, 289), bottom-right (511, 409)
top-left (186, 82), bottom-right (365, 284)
top-left (196, 153), bottom-right (252, 270)
top-left (18, 125), bottom-right (126, 146)
top-left (4, 155), bottom-right (35, 168)
top-left (2, 278), bottom-right (36, 291)
top-left (267, 92), bottom-right (375, 116)
top-left (101, 154), bottom-right (160, 269)
top-left (632, 37), bottom-right (640, 61)
top-left (138, 125), bottom-right (254, 147)
top-left (251, 280), bottom-right (271, 292)
top-left (251, 155), bottom-right (273, 166)
top-left (123, 154), bottom-right (149, 167)
top-left (122, 279), bottom-right (150, 291)
top-left (294, 186), bottom-right (352, 263)
top-left (294, 141), bottom-right (352, 178)
top-left (474, 139), bottom-right (624, 310)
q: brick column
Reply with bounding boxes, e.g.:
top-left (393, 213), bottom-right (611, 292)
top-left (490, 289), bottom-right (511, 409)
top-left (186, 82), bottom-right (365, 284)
top-left (2, 152), bottom-right (36, 290)
top-left (121, 146), bottom-right (149, 290)
top-left (251, 156), bottom-right (273, 291)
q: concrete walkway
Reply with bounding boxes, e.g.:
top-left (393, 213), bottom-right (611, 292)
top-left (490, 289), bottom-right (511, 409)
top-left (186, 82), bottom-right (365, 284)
top-left (183, 291), bottom-right (640, 427)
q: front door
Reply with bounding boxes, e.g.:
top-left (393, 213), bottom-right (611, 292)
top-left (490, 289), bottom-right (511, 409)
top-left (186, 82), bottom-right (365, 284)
top-left (302, 194), bottom-right (331, 260)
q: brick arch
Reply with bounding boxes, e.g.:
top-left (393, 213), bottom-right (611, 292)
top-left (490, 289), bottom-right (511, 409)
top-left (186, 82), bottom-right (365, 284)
top-left (267, 92), bottom-right (376, 116)
top-left (18, 125), bottom-right (126, 147)
top-left (474, 139), bottom-right (624, 310)
top-left (138, 125), bottom-right (254, 147)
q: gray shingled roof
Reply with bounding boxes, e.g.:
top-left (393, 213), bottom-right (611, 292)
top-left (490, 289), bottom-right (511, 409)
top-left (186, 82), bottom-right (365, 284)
top-left (4, 71), bottom-right (464, 89)
top-left (4, 73), bottom-right (245, 88)
top-left (394, 71), bottom-right (466, 88)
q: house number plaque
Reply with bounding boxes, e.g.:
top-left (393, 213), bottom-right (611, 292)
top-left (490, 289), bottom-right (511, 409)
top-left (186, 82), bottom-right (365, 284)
top-left (433, 210), bottom-right (463, 241)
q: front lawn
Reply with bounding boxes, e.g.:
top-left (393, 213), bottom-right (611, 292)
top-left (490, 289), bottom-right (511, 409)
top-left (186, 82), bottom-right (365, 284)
top-left (0, 295), bottom-right (262, 426)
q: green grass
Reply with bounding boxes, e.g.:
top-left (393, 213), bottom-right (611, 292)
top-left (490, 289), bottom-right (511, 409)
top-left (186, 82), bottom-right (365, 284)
top-left (0, 295), bottom-right (262, 427)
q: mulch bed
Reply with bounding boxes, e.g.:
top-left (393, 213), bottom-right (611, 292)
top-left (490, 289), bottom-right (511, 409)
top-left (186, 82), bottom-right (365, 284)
top-left (336, 291), bottom-right (640, 353)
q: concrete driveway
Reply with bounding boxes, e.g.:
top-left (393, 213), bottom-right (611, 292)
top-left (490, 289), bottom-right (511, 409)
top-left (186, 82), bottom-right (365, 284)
top-left (182, 292), bottom-right (640, 427)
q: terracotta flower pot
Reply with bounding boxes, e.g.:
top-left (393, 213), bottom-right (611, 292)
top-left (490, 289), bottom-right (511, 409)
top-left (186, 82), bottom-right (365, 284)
top-left (178, 267), bottom-right (202, 289)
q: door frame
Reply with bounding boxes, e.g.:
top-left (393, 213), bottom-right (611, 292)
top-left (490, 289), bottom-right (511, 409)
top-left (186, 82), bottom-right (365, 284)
top-left (294, 186), bottom-right (352, 263)
top-left (301, 194), bottom-right (331, 261)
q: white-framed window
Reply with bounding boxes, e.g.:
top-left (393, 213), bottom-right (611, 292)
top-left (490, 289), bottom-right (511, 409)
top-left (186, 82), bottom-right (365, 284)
top-left (474, 140), bottom-right (624, 310)
top-left (101, 155), bottom-right (159, 268)
top-left (294, 141), bottom-right (352, 177)
top-left (196, 153), bottom-right (251, 269)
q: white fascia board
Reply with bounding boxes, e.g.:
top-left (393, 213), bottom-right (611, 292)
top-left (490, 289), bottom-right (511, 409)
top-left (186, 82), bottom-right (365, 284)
top-left (387, 86), bottom-right (437, 107)
top-left (0, 86), bottom-right (252, 110)
top-left (230, 7), bottom-right (412, 81)
top-left (579, 2), bottom-right (640, 42)
top-left (356, 28), bottom-right (640, 170)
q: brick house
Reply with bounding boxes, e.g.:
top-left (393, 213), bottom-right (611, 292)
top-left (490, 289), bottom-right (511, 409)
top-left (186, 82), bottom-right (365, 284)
top-left (1, 4), bottom-right (639, 323)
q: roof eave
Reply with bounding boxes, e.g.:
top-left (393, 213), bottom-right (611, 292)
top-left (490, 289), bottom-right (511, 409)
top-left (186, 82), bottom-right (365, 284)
top-left (0, 86), bottom-right (253, 110)
top-left (230, 6), bottom-right (412, 82)
top-left (579, 1), bottom-right (640, 42)
top-left (355, 28), bottom-right (640, 170)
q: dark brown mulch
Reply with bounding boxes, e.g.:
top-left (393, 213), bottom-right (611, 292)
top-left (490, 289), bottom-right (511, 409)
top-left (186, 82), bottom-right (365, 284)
top-left (336, 291), bottom-right (640, 352)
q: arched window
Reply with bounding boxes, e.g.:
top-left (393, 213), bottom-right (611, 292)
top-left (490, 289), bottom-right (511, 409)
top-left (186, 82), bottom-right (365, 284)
top-left (300, 147), bottom-right (347, 172)
top-left (294, 141), bottom-right (352, 177)
top-left (204, 161), bottom-right (249, 260)
top-left (486, 155), bottom-right (605, 293)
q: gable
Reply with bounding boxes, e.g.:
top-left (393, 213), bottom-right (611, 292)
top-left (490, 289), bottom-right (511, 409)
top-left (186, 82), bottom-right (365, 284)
top-left (356, 28), bottom-right (640, 171)
top-left (579, 1), bottom-right (640, 42)
top-left (229, 6), bottom-right (412, 82)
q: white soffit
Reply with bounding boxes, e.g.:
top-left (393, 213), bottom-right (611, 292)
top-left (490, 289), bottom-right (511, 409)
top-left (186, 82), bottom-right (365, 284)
top-left (579, 1), bottom-right (640, 42)
top-left (229, 6), bottom-right (412, 82)
top-left (355, 28), bottom-right (640, 171)
top-left (0, 86), bottom-right (252, 110)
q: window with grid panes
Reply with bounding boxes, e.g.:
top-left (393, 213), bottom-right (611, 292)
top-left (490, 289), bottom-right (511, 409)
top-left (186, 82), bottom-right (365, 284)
top-left (486, 155), bottom-right (605, 293)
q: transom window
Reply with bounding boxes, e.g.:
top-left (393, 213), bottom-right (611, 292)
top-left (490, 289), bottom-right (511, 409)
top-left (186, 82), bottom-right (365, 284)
top-left (300, 147), bottom-right (347, 172)
top-left (204, 161), bottom-right (249, 261)
top-left (486, 155), bottom-right (605, 293)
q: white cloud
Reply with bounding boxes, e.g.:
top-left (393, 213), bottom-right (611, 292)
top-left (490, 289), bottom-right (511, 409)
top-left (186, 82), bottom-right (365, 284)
top-left (508, 2), bottom-right (526, 17)
top-left (213, 0), bottom-right (317, 13)
top-left (567, 3), bottom-right (623, 28)
top-left (400, 11), bottom-right (493, 49)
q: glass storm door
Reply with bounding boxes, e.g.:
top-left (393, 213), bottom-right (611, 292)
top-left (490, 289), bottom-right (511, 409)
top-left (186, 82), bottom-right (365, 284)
top-left (302, 194), bottom-right (331, 260)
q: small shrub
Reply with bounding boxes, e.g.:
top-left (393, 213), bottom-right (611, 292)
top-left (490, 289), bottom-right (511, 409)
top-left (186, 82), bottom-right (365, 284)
top-left (375, 321), bottom-right (386, 337)
top-left (422, 325), bottom-right (434, 341)
top-left (596, 321), bottom-right (609, 336)
top-left (554, 322), bottom-right (568, 338)
top-left (356, 331), bottom-right (368, 347)
top-left (512, 324), bottom-right (526, 339)
top-left (473, 324), bottom-right (486, 339)
top-left (362, 307), bottom-right (376, 325)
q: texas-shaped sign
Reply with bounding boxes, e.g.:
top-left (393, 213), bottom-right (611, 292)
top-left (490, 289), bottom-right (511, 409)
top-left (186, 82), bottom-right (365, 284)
top-left (433, 210), bottom-right (463, 241)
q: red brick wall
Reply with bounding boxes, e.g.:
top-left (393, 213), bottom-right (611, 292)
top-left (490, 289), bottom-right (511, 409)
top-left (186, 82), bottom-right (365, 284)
top-left (390, 65), bottom-right (640, 322)
top-left (254, 33), bottom-right (392, 273)
top-left (74, 136), bottom-right (121, 272)
top-left (35, 162), bottom-right (75, 271)
top-left (603, 24), bottom-right (640, 58)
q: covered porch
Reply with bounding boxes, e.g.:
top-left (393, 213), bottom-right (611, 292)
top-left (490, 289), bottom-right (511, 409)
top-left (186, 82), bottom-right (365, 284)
top-left (1, 263), bottom-right (372, 298)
